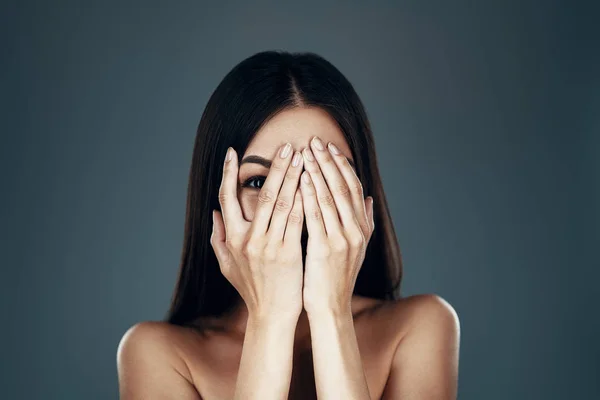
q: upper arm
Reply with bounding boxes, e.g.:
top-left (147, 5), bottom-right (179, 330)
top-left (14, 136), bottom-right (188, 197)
top-left (117, 321), bottom-right (202, 400)
top-left (382, 294), bottom-right (461, 400)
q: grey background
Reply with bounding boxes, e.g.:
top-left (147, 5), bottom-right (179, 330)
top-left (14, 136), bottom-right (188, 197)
top-left (1, 0), bottom-right (598, 399)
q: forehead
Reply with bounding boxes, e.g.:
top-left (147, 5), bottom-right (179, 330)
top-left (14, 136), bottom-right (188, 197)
top-left (242, 107), bottom-right (353, 161)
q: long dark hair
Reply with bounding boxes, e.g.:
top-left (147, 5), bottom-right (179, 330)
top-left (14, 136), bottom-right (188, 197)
top-left (165, 50), bottom-right (404, 328)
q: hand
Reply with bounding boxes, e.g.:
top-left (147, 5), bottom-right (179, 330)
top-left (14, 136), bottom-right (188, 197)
top-left (300, 137), bottom-right (374, 315)
top-left (211, 143), bottom-right (306, 319)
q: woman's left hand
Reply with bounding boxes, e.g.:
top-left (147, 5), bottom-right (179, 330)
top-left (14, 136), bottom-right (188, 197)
top-left (300, 136), bottom-right (375, 316)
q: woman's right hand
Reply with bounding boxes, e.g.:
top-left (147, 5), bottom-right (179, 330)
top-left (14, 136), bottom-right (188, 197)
top-left (211, 143), bottom-right (305, 319)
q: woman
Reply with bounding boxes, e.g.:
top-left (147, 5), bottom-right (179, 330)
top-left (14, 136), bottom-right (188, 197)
top-left (117, 50), bottom-right (460, 399)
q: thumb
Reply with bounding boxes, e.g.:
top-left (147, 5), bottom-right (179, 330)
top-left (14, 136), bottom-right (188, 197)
top-left (211, 209), bottom-right (230, 273)
top-left (367, 197), bottom-right (375, 233)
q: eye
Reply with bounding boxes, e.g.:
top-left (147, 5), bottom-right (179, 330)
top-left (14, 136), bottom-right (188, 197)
top-left (241, 175), bottom-right (266, 189)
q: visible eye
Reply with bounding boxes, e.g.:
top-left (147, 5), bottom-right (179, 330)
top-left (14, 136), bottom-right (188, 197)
top-left (241, 175), bottom-right (266, 189)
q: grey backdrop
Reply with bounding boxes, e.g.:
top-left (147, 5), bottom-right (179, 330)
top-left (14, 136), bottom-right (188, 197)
top-left (2, 0), bottom-right (598, 399)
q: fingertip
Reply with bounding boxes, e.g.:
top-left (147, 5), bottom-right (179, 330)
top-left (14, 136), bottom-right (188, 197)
top-left (302, 171), bottom-right (311, 185)
top-left (224, 147), bottom-right (238, 168)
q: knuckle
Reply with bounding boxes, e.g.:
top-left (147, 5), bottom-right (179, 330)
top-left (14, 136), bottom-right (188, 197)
top-left (333, 238), bottom-right (349, 252)
top-left (335, 183), bottom-right (351, 197)
top-left (274, 196), bottom-right (292, 212)
top-left (225, 235), bottom-right (238, 249)
top-left (242, 240), bottom-right (259, 257)
top-left (318, 193), bottom-right (335, 207)
top-left (352, 182), bottom-right (364, 196)
top-left (258, 188), bottom-right (276, 204)
top-left (349, 230), bottom-right (365, 247)
top-left (309, 208), bottom-right (322, 221)
top-left (218, 190), bottom-right (228, 205)
top-left (287, 211), bottom-right (303, 224)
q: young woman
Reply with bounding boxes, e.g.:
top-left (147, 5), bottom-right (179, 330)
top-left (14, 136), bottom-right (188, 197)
top-left (117, 50), bottom-right (460, 400)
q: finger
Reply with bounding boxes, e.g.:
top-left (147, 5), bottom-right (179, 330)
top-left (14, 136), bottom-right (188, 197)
top-left (283, 188), bottom-right (304, 246)
top-left (367, 197), bottom-right (374, 237)
top-left (308, 136), bottom-right (361, 235)
top-left (218, 147), bottom-right (245, 237)
top-left (300, 170), bottom-right (326, 240)
top-left (210, 209), bottom-right (232, 275)
top-left (326, 140), bottom-right (370, 238)
top-left (249, 142), bottom-right (294, 237)
top-left (302, 146), bottom-right (344, 238)
top-left (268, 150), bottom-right (304, 242)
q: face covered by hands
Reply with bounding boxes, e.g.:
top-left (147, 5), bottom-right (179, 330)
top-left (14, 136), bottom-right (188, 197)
top-left (234, 108), bottom-right (374, 318)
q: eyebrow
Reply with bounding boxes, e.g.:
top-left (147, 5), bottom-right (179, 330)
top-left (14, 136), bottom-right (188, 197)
top-left (240, 154), bottom-right (356, 171)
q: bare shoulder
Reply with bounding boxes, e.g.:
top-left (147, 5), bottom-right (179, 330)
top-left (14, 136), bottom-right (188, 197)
top-left (117, 321), bottom-right (201, 399)
top-left (378, 294), bottom-right (460, 398)
top-left (392, 293), bottom-right (459, 327)
top-left (374, 294), bottom-right (460, 345)
top-left (117, 320), bottom-right (192, 363)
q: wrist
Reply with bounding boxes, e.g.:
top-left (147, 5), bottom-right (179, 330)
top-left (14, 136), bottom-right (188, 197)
top-left (305, 303), bottom-right (352, 321)
top-left (304, 294), bottom-right (352, 319)
top-left (247, 308), bottom-right (300, 330)
top-left (246, 298), bottom-right (303, 322)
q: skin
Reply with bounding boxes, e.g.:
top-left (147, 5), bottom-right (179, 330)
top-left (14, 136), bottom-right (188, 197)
top-left (117, 107), bottom-right (460, 399)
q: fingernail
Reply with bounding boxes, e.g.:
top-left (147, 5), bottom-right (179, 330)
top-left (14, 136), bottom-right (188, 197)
top-left (303, 148), bottom-right (314, 162)
top-left (280, 143), bottom-right (291, 158)
top-left (292, 151), bottom-right (301, 167)
top-left (225, 147), bottom-right (232, 162)
top-left (312, 136), bottom-right (324, 151)
top-left (328, 142), bottom-right (340, 155)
